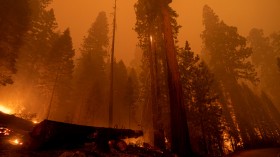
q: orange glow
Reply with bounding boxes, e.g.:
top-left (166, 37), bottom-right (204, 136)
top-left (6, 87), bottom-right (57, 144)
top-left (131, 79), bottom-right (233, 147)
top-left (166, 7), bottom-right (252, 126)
top-left (51, 1), bottom-right (280, 64)
top-left (0, 105), bottom-right (13, 114)
top-left (32, 120), bottom-right (39, 124)
top-left (124, 137), bottom-right (144, 147)
top-left (10, 138), bottom-right (23, 145)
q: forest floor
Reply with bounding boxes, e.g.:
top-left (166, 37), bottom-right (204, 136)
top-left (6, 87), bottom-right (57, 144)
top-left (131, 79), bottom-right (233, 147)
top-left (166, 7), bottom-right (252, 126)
top-left (225, 148), bottom-right (280, 157)
top-left (0, 143), bottom-right (173, 157)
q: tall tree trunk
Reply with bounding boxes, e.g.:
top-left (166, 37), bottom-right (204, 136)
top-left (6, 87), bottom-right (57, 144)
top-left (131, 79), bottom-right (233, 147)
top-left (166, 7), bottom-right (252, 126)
top-left (160, 1), bottom-right (193, 156)
top-left (149, 34), bottom-right (165, 150)
top-left (109, 0), bottom-right (117, 128)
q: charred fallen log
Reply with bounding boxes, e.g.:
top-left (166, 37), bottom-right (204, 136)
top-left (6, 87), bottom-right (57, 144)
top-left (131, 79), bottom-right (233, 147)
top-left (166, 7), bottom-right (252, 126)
top-left (27, 120), bottom-right (143, 150)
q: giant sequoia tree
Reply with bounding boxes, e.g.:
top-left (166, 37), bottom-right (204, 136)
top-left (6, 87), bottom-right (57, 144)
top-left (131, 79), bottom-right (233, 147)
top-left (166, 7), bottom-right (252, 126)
top-left (135, 0), bottom-right (192, 156)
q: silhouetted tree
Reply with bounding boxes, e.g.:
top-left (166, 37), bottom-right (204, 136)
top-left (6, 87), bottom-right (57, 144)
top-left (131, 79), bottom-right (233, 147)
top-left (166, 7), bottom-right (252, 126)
top-left (247, 29), bottom-right (273, 67)
top-left (73, 11), bottom-right (109, 126)
top-left (202, 5), bottom-right (258, 84)
top-left (113, 60), bottom-right (128, 127)
top-left (0, 0), bottom-right (30, 85)
top-left (135, 1), bottom-right (193, 156)
top-left (248, 29), bottom-right (280, 109)
top-left (201, 5), bottom-right (280, 152)
top-left (179, 41), bottom-right (224, 156)
top-left (0, 0), bottom-right (58, 118)
top-left (126, 68), bottom-right (140, 129)
top-left (47, 28), bottom-right (75, 122)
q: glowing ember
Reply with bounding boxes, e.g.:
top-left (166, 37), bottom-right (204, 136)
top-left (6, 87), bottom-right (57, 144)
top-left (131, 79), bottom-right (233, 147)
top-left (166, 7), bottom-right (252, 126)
top-left (124, 137), bottom-right (144, 147)
top-left (10, 138), bottom-right (23, 145)
top-left (0, 105), bottom-right (13, 114)
top-left (32, 120), bottom-right (38, 124)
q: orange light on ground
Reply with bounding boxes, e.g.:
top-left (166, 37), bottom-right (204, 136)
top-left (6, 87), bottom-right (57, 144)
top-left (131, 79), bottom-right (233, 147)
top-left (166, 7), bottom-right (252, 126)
top-left (10, 138), bottom-right (23, 145)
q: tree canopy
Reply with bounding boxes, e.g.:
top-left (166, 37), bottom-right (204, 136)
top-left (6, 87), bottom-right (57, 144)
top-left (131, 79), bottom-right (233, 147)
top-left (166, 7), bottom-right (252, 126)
top-left (0, 0), bottom-right (30, 85)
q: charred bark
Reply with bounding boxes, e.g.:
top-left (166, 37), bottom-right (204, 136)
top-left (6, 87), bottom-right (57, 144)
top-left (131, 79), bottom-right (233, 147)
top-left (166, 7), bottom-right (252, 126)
top-left (160, 1), bottom-right (193, 156)
top-left (149, 34), bottom-right (165, 150)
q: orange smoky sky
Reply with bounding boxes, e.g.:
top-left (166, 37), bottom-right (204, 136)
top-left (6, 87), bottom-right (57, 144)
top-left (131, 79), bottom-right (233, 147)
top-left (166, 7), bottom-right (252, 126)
top-left (51, 0), bottom-right (280, 65)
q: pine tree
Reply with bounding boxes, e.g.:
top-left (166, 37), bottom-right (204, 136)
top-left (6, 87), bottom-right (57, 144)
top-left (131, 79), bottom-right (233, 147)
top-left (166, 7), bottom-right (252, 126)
top-left (0, 0), bottom-right (58, 118)
top-left (113, 60), bottom-right (128, 127)
top-left (202, 5), bottom-right (258, 84)
top-left (0, 0), bottom-right (30, 85)
top-left (179, 41), bottom-right (223, 156)
top-left (126, 68), bottom-right (140, 129)
top-left (46, 28), bottom-right (75, 122)
top-left (248, 29), bottom-right (280, 110)
top-left (201, 5), bottom-right (280, 151)
top-left (73, 11), bottom-right (109, 126)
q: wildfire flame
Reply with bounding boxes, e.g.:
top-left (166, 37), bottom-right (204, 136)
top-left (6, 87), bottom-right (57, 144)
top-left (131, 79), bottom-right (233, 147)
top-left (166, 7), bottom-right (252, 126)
top-left (0, 105), bottom-right (13, 114)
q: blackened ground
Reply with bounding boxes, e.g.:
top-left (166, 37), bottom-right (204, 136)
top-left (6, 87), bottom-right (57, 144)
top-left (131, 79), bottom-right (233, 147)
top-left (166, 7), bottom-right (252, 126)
top-left (0, 144), bottom-right (175, 157)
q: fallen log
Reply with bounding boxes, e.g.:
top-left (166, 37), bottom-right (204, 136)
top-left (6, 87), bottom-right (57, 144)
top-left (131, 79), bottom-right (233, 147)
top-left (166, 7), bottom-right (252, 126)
top-left (27, 120), bottom-right (143, 150)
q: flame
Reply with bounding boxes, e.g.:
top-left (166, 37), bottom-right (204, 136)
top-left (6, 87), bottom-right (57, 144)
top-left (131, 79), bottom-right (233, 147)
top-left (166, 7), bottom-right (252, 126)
top-left (0, 105), bottom-right (13, 114)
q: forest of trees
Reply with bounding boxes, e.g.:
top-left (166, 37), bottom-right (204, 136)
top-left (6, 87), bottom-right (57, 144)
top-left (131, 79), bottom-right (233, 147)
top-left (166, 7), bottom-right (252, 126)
top-left (133, 2), bottom-right (280, 156)
top-left (0, 0), bottom-right (279, 156)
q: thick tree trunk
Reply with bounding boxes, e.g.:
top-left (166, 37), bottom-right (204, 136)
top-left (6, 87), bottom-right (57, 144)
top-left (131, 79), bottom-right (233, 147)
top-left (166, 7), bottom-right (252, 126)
top-left (149, 34), bottom-right (165, 150)
top-left (160, 2), bottom-right (193, 156)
